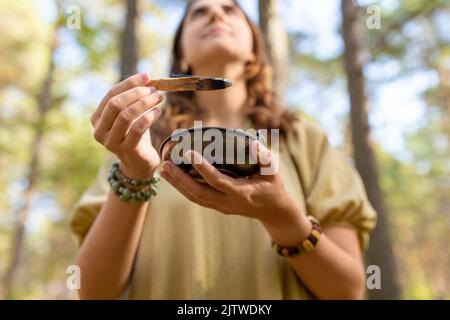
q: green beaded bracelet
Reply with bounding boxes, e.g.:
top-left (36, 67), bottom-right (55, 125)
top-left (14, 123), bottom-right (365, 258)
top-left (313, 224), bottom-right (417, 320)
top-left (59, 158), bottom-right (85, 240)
top-left (107, 162), bottom-right (160, 203)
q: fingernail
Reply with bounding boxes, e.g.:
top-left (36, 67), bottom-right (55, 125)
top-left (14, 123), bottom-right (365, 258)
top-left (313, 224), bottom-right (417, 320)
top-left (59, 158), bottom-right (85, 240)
top-left (162, 161), bottom-right (170, 170)
top-left (140, 72), bottom-right (149, 83)
top-left (184, 150), bottom-right (202, 164)
top-left (151, 107), bottom-right (161, 117)
top-left (192, 151), bottom-right (202, 163)
top-left (183, 150), bottom-right (192, 163)
top-left (155, 91), bottom-right (163, 100)
top-left (148, 86), bottom-right (156, 94)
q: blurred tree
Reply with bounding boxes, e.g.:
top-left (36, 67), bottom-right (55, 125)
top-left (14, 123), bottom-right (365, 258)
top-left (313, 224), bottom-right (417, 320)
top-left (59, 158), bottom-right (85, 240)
top-left (0, 1), bottom-right (48, 92)
top-left (0, 0), bottom-right (48, 152)
top-left (366, 0), bottom-right (450, 298)
top-left (120, 0), bottom-right (141, 80)
top-left (405, 8), bottom-right (450, 298)
top-left (341, 0), bottom-right (401, 299)
top-left (0, 0), bottom-right (159, 299)
top-left (0, 0), bottom-right (48, 287)
top-left (1, 0), bottom-right (448, 299)
top-left (0, 2), bottom-right (65, 299)
top-left (258, 0), bottom-right (289, 99)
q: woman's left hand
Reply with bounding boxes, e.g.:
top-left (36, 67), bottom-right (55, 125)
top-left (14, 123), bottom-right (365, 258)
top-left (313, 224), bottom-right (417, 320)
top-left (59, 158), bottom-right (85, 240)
top-left (160, 140), bottom-right (310, 244)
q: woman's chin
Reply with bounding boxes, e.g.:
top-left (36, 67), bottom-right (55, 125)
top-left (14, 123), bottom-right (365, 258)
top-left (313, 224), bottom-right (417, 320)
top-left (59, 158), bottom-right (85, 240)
top-left (196, 43), bottom-right (243, 63)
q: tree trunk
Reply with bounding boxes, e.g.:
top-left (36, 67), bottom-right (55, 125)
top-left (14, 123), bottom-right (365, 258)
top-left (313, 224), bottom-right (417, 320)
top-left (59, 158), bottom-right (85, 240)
top-left (341, 0), bottom-right (401, 299)
top-left (436, 67), bottom-right (450, 124)
top-left (119, 0), bottom-right (141, 81)
top-left (258, 0), bottom-right (289, 99)
top-left (0, 28), bottom-right (58, 300)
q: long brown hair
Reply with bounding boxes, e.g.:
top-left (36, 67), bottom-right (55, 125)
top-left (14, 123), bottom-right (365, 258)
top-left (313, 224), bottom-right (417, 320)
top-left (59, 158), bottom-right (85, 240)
top-left (152, 0), bottom-right (297, 149)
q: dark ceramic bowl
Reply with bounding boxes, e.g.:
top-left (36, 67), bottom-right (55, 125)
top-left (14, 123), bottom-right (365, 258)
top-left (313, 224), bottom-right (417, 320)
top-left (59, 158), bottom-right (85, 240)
top-left (159, 126), bottom-right (264, 182)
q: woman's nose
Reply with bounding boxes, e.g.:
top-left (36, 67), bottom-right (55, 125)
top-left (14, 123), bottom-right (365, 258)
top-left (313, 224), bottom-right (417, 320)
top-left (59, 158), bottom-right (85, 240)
top-left (208, 7), bottom-right (226, 23)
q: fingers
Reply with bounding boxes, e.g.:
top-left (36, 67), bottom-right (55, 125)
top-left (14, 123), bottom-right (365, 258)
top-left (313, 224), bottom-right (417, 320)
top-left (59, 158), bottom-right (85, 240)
top-left (160, 161), bottom-right (224, 208)
top-left (183, 150), bottom-right (239, 193)
top-left (161, 166), bottom-right (210, 207)
top-left (106, 91), bottom-right (163, 143)
top-left (95, 86), bottom-right (157, 134)
top-left (250, 140), bottom-right (279, 176)
top-left (125, 107), bottom-right (162, 148)
top-left (250, 140), bottom-right (272, 168)
top-left (91, 72), bottom-right (151, 127)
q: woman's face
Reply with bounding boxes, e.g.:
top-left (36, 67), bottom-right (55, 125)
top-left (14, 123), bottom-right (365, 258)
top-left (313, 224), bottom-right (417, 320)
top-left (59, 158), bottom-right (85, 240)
top-left (180, 0), bottom-right (255, 72)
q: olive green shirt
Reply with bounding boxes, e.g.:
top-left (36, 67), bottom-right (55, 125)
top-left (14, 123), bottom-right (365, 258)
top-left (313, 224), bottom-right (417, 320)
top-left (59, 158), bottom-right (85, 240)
top-left (70, 118), bottom-right (377, 299)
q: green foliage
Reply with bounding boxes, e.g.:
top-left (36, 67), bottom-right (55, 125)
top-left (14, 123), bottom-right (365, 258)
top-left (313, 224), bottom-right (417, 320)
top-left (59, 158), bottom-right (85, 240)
top-left (0, 0), bottom-right (49, 90)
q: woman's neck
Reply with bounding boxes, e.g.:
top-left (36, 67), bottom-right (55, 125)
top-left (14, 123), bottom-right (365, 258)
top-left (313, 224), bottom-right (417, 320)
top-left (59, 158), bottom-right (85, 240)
top-left (192, 62), bottom-right (248, 129)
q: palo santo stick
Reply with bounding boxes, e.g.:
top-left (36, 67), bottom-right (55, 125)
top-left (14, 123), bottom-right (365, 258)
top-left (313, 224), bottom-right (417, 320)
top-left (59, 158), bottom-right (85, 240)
top-left (148, 76), bottom-right (232, 91)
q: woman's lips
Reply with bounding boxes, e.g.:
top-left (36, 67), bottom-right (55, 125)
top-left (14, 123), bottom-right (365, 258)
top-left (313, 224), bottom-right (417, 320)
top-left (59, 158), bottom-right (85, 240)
top-left (203, 26), bottom-right (230, 38)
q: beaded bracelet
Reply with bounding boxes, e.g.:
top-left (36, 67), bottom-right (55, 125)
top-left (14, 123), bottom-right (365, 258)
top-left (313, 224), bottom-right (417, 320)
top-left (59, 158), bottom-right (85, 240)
top-left (107, 162), bottom-right (160, 203)
top-left (271, 215), bottom-right (322, 258)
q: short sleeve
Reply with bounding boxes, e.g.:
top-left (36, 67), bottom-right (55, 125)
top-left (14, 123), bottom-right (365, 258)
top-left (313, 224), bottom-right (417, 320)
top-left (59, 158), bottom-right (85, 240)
top-left (286, 119), bottom-right (377, 250)
top-left (69, 154), bottom-right (118, 246)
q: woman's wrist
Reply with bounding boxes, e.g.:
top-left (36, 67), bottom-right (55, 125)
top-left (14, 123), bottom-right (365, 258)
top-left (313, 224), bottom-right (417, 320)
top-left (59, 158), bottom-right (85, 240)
top-left (108, 162), bottom-right (160, 203)
top-left (260, 200), bottom-right (312, 247)
top-left (119, 162), bottom-right (157, 180)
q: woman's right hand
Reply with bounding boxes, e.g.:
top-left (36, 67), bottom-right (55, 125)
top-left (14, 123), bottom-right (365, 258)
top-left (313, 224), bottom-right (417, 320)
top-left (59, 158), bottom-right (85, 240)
top-left (91, 72), bottom-right (164, 179)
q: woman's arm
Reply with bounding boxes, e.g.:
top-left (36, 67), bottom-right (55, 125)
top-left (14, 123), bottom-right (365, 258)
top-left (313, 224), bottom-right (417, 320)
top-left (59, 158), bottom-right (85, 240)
top-left (160, 143), bottom-right (369, 300)
top-left (262, 211), bottom-right (366, 300)
top-left (76, 190), bottom-right (149, 299)
top-left (76, 72), bottom-right (164, 299)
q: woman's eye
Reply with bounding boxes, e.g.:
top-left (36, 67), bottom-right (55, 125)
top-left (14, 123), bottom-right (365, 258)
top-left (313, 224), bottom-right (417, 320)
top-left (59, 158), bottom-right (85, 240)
top-left (191, 7), bottom-right (208, 18)
top-left (223, 5), bottom-right (236, 15)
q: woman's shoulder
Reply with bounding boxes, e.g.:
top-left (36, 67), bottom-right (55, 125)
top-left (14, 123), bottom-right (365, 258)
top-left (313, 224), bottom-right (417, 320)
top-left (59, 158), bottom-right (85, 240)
top-left (285, 115), bottom-right (330, 152)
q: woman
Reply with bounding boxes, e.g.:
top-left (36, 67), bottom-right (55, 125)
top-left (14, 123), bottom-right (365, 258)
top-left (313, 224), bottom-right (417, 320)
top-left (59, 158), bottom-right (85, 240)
top-left (71, 0), bottom-right (377, 300)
